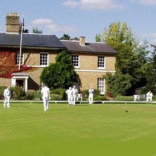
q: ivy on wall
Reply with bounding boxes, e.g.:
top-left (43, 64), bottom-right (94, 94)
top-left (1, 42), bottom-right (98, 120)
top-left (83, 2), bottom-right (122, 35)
top-left (0, 50), bottom-right (33, 78)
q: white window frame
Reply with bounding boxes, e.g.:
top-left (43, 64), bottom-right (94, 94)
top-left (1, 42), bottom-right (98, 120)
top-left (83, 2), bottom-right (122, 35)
top-left (40, 52), bottom-right (49, 66)
top-left (72, 55), bottom-right (79, 68)
top-left (97, 56), bottom-right (105, 69)
top-left (16, 52), bottom-right (24, 65)
top-left (97, 78), bottom-right (105, 95)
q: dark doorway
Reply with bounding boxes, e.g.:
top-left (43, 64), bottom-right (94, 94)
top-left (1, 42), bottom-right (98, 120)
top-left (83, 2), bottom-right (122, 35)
top-left (16, 80), bottom-right (24, 87)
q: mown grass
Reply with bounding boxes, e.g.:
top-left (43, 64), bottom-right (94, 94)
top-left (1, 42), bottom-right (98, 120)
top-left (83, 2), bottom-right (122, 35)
top-left (0, 103), bottom-right (156, 156)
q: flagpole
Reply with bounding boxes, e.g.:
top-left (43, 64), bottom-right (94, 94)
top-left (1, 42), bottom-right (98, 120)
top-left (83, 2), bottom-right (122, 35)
top-left (18, 15), bottom-right (24, 70)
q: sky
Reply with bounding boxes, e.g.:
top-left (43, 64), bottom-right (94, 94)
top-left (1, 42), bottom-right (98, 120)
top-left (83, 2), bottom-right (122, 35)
top-left (0, 0), bottom-right (156, 48)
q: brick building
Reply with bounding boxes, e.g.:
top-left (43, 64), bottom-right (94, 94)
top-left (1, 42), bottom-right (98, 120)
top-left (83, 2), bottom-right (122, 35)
top-left (0, 13), bottom-right (117, 94)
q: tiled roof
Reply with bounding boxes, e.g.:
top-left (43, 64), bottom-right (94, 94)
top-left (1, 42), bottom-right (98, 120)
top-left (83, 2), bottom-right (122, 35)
top-left (0, 33), bottom-right (65, 48)
top-left (61, 40), bottom-right (117, 54)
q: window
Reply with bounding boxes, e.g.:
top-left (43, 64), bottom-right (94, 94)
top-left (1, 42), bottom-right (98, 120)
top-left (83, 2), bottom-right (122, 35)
top-left (40, 53), bottom-right (48, 66)
top-left (98, 56), bottom-right (105, 68)
top-left (16, 52), bottom-right (24, 65)
top-left (72, 55), bottom-right (79, 68)
top-left (97, 78), bottom-right (105, 94)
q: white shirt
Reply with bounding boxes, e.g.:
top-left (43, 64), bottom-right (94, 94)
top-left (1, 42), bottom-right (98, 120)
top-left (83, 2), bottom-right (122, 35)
top-left (66, 89), bottom-right (73, 96)
top-left (89, 88), bottom-right (94, 95)
top-left (41, 86), bottom-right (50, 97)
top-left (3, 88), bottom-right (11, 97)
top-left (146, 92), bottom-right (153, 98)
top-left (72, 88), bottom-right (78, 95)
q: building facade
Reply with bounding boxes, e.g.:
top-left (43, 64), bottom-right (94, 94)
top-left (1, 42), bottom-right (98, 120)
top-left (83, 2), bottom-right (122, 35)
top-left (0, 13), bottom-right (117, 94)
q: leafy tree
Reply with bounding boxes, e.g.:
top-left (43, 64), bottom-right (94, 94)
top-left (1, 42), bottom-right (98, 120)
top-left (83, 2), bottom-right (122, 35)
top-left (143, 46), bottom-right (156, 94)
top-left (40, 49), bottom-right (79, 89)
top-left (95, 34), bottom-right (102, 42)
top-left (60, 34), bottom-right (71, 40)
top-left (99, 22), bottom-right (149, 95)
top-left (23, 29), bottom-right (29, 33)
top-left (105, 72), bottom-right (132, 96)
top-left (71, 37), bottom-right (79, 41)
top-left (33, 27), bottom-right (42, 34)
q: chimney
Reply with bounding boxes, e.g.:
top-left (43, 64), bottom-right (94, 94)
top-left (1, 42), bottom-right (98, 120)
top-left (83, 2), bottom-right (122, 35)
top-left (6, 13), bottom-right (20, 33)
top-left (79, 36), bottom-right (85, 46)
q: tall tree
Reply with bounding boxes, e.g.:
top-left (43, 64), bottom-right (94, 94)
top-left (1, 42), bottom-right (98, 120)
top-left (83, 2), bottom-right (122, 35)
top-left (60, 34), bottom-right (71, 40)
top-left (143, 45), bottom-right (156, 94)
top-left (102, 22), bottom-right (149, 95)
top-left (40, 49), bottom-right (79, 89)
top-left (33, 27), bottom-right (42, 34)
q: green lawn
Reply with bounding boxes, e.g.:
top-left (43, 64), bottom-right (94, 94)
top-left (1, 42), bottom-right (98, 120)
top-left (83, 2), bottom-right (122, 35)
top-left (0, 103), bottom-right (156, 156)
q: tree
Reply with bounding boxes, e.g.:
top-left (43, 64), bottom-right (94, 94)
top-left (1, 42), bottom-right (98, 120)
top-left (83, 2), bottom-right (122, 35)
top-left (33, 27), bottom-right (42, 34)
top-left (40, 49), bottom-right (80, 89)
top-left (95, 34), bottom-right (102, 42)
top-left (143, 46), bottom-right (156, 94)
top-left (71, 37), bottom-right (79, 41)
top-left (100, 22), bottom-right (149, 95)
top-left (60, 34), bottom-right (71, 40)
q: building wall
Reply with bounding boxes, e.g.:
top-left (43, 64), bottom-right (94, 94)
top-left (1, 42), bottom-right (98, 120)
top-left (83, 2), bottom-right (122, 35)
top-left (0, 78), bottom-right (11, 87)
top-left (23, 50), bottom-right (58, 90)
top-left (73, 53), bottom-right (116, 91)
top-left (78, 54), bottom-right (116, 71)
top-left (0, 49), bottom-right (116, 92)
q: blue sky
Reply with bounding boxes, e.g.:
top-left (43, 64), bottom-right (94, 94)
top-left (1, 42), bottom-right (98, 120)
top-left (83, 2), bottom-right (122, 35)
top-left (0, 0), bottom-right (156, 46)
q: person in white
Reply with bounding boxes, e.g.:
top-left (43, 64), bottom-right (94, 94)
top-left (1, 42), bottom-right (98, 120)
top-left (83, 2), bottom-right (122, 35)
top-left (146, 90), bottom-right (153, 102)
top-left (134, 95), bottom-right (140, 101)
top-left (3, 86), bottom-right (11, 108)
top-left (88, 86), bottom-right (94, 104)
top-left (66, 87), bottom-right (73, 105)
top-left (72, 85), bottom-right (78, 105)
top-left (41, 84), bottom-right (50, 111)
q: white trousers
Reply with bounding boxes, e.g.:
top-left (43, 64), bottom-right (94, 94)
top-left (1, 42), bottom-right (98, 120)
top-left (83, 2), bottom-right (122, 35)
top-left (67, 95), bottom-right (73, 104)
top-left (4, 96), bottom-right (10, 108)
top-left (89, 94), bottom-right (93, 104)
top-left (146, 97), bottom-right (152, 102)
top-left (72, 95), bottom-right (77, 105)
top-left (42, 96), bottom-right (49, 111)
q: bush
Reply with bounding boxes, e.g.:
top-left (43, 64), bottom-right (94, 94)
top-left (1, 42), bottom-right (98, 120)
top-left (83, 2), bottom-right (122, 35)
top-left (81, 89), bottom-right (101, 101)
top-left (153, 95), bottom-right (156, 101)
top-left (51, 88), bottom-right (66, 100)
top-left (11, 86), bottom-right (26, 100)
top-left (0, 86), bottom-right (6, 100)
top-left (33, 90), bottom-right (41, 100)
top-left (50, 94), bottom-right (62, 100)
top-left (94, 95), bottom-right (107, 101)
top-left (114, 95), bottom-right (134, 101)
top-left (25, 91), bottom-right (35, 100)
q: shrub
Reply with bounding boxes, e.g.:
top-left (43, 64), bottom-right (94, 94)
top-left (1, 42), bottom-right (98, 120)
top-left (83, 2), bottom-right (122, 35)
top-left (25, 91), bottom-right (34, 100)
top-left (81, 89), bottom-right (101, 101)
top-left (33, 90), bottom-right (41, 100)
top-left (0, 86), bottom-right (6, 100)
top-left (11, 86), bottom-right (26, 100)
top-left (153, 95), bottom-right (156, 101)
top-left (50, 94), bottom-right (62, 100)
top-left (51, 88), bottom-right (66, 100)
top-left (114, 95), bottom-right (134, 101)
top-left (94, 95), bottom-right (107, 101)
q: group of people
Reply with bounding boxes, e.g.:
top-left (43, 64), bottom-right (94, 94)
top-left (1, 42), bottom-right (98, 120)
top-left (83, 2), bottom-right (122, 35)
top-left (65, 85), bottom-right (94, 105)
top-left (134, 90), bottom-right (153, 102)
top-left (65, 85), bottom-right (78, 105)
top-left (5, 85), bottom-right (154, 111)
top-left (2, 84), bottom-right (94, 111)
